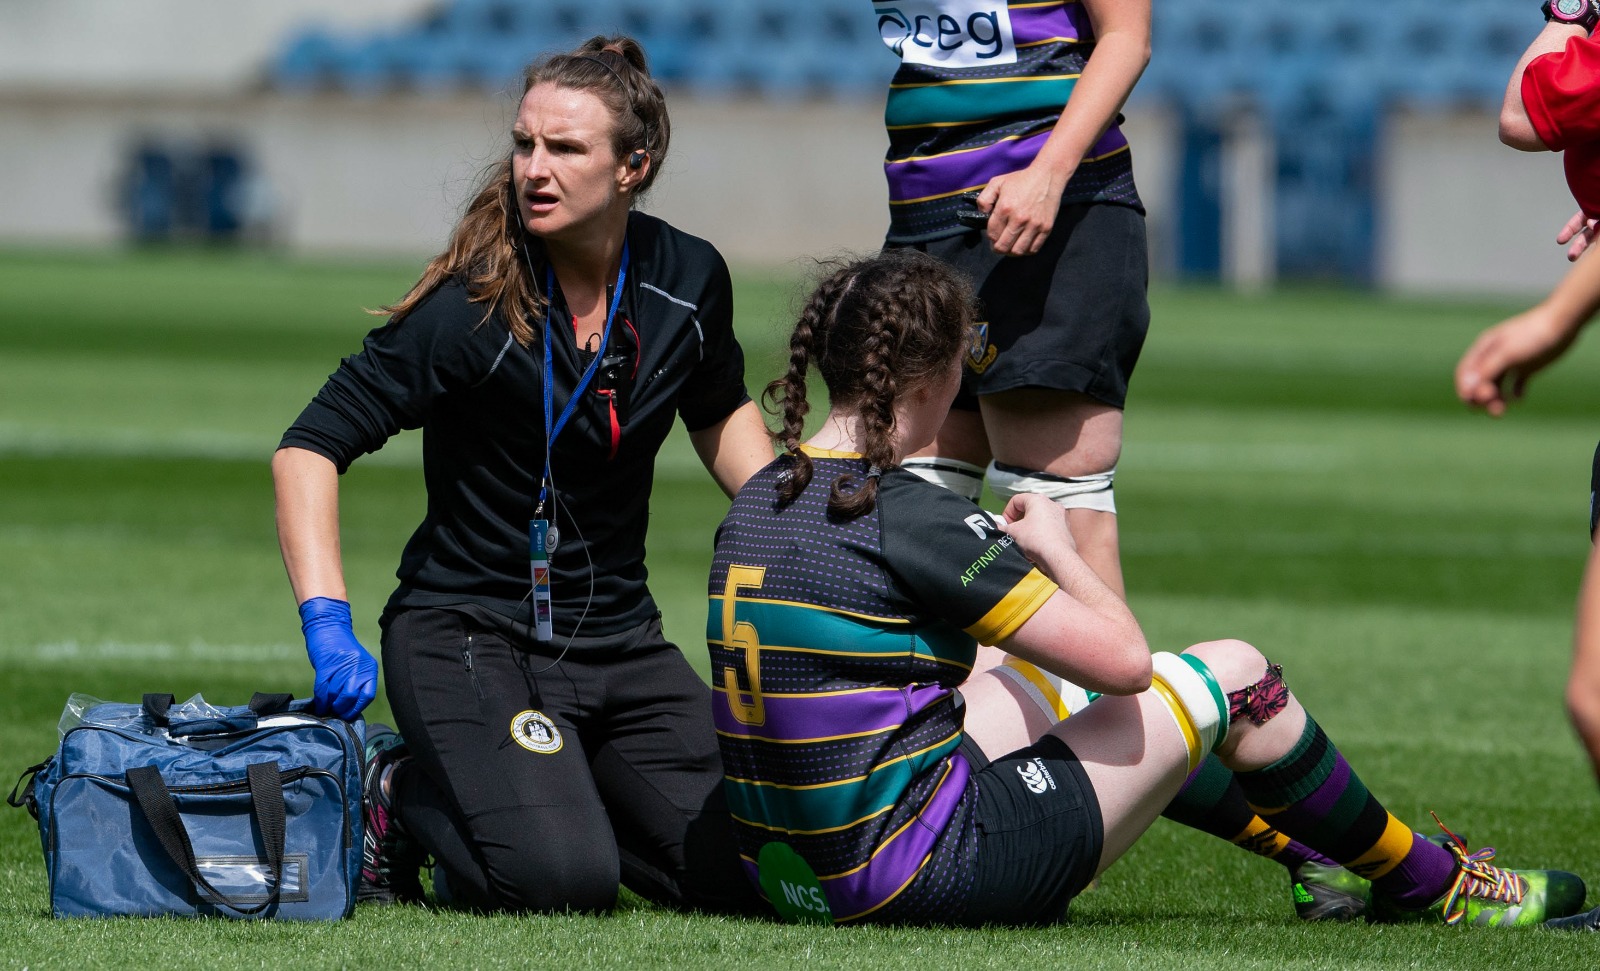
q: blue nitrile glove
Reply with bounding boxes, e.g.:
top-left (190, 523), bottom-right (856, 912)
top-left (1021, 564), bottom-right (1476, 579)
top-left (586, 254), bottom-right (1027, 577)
top-left (298, 596), bottom-right (378, 720)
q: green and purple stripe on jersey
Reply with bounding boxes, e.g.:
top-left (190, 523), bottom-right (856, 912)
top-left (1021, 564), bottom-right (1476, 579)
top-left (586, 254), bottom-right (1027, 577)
top-left (877, 0), bottom-right (1141, 242)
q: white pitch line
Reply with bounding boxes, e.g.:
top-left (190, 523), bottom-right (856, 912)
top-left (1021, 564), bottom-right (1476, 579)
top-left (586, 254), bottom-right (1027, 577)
top-left (4, 640), bottom-right (302, 663)
top-left (1122, 442), bottom-right (1354, 472)
top-left (0, 424), bottom-right (421, 466)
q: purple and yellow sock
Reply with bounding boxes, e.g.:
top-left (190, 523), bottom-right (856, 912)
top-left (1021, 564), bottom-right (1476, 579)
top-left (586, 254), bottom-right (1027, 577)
top-left (1163, 755), bottom-right (1336, 871)
top-left (1234, 716), bottom-right (1456, 909)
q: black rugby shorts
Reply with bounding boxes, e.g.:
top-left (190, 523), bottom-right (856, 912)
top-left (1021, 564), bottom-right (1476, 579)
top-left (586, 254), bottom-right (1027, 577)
top-left (892, 202), bottom-right (1150, 412)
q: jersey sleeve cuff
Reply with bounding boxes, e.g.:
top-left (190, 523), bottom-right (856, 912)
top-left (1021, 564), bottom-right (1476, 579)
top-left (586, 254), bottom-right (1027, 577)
top-left (963, 567), bottom-right (1059, 645)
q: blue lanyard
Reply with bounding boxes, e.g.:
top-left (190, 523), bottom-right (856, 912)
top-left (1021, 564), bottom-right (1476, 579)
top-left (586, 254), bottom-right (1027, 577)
top-left (540, 240), bottom-right (629, 512)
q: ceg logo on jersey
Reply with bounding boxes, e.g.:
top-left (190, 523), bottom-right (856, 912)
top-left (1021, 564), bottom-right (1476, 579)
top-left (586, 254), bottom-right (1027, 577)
top-left (875, 0), bottom-right (1017, 67)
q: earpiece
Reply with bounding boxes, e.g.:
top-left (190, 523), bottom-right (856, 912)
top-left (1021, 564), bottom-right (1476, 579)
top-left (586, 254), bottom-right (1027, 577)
top-left (628, 150), bottom-right (647, 170)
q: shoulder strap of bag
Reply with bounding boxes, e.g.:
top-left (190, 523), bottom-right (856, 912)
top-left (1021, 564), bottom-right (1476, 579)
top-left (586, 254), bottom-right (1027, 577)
top-left (125, 762), bottom-right (287, 916)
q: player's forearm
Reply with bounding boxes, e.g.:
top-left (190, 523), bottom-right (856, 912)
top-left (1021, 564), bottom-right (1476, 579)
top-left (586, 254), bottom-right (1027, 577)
top-left (272, 446), bottom-right (350, 604)
top-left (1502, 21), bottom-right (1585, 149)
top-left (1541, 241), bottom-right (1600, 328)
top-left (690, 400), bottom-right (774, 498)
top-left (1031, 18), bottom-right (1150, 181)
top-left (1031, 541), bottom-right (1139, 635)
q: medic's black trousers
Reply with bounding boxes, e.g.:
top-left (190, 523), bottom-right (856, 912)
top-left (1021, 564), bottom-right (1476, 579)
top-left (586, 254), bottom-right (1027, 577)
top-left (382, 606), bottom-right (752, 913)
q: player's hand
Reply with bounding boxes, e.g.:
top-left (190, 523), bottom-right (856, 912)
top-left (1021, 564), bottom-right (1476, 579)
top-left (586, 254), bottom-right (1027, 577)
top-left (978, 163), bottom-right (1072, 258)
top-left (1000, 493), bottom-right (1077, 561)
top-left (1558, 210), bottom-right (1598, 263)
top-left (298, 596), bottom-right (378, 720)
top-left (1454, 306), bottom-right (1578, 416)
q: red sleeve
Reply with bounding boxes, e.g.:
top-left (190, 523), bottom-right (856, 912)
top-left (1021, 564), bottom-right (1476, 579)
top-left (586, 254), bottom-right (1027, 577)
top-left (1523, 35), bottom-right (1600, 150)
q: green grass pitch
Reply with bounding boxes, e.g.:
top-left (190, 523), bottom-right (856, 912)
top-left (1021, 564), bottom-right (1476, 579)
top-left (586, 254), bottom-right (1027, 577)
top-left (2, 247), bottom-right (1599, 969)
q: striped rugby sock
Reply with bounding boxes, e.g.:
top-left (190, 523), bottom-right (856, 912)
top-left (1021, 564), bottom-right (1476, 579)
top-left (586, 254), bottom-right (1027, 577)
top-left (1163, 755), bottom-right (1336, 871)
top-left (1234, 716), bottom-right (1455, 908)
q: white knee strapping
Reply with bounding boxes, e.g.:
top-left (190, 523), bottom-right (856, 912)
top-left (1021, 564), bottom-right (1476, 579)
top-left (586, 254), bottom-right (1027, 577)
top-left (986, 463), bottom-right (1116, 514)
top-left (993, 658), bottom-right (1094, 722)
top-left (1149, 652), bottom-right (1230, 773)
top-left (902, 457), bottom-right (986, 501)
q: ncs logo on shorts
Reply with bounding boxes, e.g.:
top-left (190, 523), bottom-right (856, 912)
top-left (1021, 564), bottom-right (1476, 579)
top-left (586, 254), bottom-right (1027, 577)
top-left (875, 0), bottom-right (1017, 67)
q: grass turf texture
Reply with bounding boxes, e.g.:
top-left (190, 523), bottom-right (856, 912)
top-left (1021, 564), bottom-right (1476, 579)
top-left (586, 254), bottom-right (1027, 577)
top-left (2, 247), bottom-right (1599, 969)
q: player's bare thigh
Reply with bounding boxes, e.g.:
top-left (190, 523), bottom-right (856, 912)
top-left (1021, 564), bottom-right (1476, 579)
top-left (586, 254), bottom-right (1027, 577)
top-left (981, 388), bottom-right (1122, 477)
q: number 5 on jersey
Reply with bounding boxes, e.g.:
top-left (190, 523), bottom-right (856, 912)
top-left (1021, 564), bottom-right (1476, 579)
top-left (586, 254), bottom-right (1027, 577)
top-left (721, 565), bottom-right (767, 726)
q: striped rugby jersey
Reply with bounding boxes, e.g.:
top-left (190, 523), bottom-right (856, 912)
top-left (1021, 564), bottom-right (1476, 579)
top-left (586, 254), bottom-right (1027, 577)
top-left (708, 448), bottom-right (1058, 922)
top-left (873, 0), bottom-right (1143, 242)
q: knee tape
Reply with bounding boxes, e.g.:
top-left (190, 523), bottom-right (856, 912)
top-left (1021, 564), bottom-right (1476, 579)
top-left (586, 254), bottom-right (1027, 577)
top-left (1149, 652), bottom-right (1230, 773)
top-left (992, 658), bottom-right (1095, 722)
top-left (902, 457), bottom-right (985, 501)
top-left (986, 462), bottom-right (1116, 514)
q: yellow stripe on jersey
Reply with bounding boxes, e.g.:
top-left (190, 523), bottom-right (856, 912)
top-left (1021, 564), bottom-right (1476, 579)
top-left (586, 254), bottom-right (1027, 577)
top-left (732, 803), bottom-right (895, 836)
top-left (890, 72), bottom-right (1081, 91)
top-left (708, 594), bottom-right (913, 626)
top-left (722, 730), bottom-right (961, 791)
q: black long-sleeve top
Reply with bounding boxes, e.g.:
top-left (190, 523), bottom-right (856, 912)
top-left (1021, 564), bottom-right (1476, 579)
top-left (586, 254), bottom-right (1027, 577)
top-left (280, 213), bottom-right (751, 640)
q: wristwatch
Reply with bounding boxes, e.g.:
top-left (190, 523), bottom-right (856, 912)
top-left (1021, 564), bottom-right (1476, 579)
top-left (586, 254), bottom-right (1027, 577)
top-left (1544, 0), bottom-right (1600, 33)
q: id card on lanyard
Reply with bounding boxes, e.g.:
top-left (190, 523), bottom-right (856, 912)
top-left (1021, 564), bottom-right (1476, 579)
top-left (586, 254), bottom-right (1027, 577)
top-left (529, 240), bottom-right (630, 642)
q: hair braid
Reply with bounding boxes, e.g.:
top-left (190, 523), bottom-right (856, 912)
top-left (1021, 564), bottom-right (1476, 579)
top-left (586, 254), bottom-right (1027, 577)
top-left (828, 296), bottom-right (901, 518)
top-left (762, 270), bottom-right (834, 504)
top-left (770, 250), bottom-right (974, 518)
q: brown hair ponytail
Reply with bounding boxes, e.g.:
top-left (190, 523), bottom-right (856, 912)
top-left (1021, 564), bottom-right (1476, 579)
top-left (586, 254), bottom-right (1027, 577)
top-left (765, 250), bottom-right (975, 519)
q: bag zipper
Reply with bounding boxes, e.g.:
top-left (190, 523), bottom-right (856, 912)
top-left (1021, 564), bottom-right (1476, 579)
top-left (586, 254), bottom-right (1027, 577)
top-left (65, 765), bottom-right (333, 794)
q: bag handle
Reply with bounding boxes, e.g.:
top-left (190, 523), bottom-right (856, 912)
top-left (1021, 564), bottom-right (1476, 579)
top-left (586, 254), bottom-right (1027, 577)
top-left (142, 693), bottom-right (176, 725)
top-left (125, 762), bottom-right (287, 915)
top-left (143, 693), bottom-right (297, 726)
top-left (6, 760), bottom-right (50, 820)
top-left (247, 693), bottom-right (296, 716)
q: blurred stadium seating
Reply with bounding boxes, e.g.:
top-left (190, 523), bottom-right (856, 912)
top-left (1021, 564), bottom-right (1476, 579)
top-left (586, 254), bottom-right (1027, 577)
top-left (262, 0), bottom-right (1540, 283)
top-left (269, 0), bottom-right (1532, 111)
top-left (271, 0), bottom-right (898, 97)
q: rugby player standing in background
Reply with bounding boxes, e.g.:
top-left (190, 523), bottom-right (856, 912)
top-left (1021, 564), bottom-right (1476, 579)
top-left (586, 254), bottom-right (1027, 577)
top-left (1456, 0), bottom-right (1600, 930)
top-left (860, 0), bottom-right (1393, 921)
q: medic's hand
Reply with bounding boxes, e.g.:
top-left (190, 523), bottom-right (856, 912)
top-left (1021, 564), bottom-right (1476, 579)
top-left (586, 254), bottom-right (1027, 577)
top-left (298, 597), bottom-right (378, 720)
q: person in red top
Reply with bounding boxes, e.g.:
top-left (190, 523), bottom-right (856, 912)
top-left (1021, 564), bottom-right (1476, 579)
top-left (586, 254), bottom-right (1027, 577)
top-left (1466, 0), bottom-right (1600, 931)
top-left (1501, 0), bottom-right (1600, 260)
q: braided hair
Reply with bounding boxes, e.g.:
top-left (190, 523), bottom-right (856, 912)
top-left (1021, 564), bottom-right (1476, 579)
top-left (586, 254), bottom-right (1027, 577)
top-left (763, 250), bottom-right (975, 519)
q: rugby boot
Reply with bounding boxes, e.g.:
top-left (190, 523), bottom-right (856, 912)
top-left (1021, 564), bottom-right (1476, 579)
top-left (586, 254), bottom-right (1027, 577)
top-left (1370, 823), bottom-right (1586, 927)
top-left (358, 723), bottom-right (426, 904)
top-left (1292, 832), bottom-right (1461, 922)
top-left (1291, 860), bottom-right (1372, 922)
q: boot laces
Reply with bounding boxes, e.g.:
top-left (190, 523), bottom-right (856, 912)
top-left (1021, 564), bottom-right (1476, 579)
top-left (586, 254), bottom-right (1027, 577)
top-left (1431, 813), bottom-right (1526, 926)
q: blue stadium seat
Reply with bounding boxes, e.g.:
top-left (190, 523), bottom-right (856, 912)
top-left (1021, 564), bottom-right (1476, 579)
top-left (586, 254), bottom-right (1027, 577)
top-left (272, 29), bottom-right (345, 92)
top-left (333, 34), bottom-right (409, 97)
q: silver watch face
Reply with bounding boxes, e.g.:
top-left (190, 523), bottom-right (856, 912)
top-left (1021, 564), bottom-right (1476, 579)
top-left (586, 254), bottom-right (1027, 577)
top-left (1557, 0), bottom-right (1588, 18)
